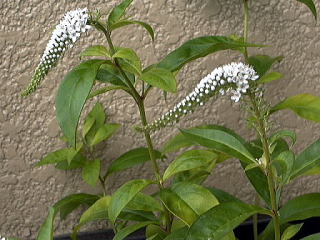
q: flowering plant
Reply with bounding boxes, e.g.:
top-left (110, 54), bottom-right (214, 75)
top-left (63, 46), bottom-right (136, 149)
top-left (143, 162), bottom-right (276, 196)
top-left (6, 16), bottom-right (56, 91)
top-left (17, 0), bottom-right (320, 240)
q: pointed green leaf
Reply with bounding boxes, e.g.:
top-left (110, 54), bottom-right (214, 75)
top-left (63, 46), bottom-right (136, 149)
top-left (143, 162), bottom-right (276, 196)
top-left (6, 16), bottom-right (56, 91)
top-left (109, 20), bottom-right (155, 41)
top-left (140, 67), bottom-right (177, 92)
top-left (56, 60), bottom-right (105, 147)
top-left (88, 85), bottom-right (130, 99)
top-left (260, 193), bottom-right (320, 240)
top-left (159, 189), bottom-right (198, 226)
top-left (271, 94), bottom-right (320, 123)
top-left (109, 179), bottom-right (153, 222)
top-left (257, 72), bottom-right (284, 84)
top-left (90, 123), bottom-right (121, 146)
top-left (113, 47), bottom-right (142, 75)
top-left (37, 194), bottom-right (99, 240)
top-left (114, 221), bottom-right (156, 240)
top-left (281, 223), bottom-right (303, 240)
top-left (36, 148), bottom-right (72, 167)
top-left (163, 150), bottom-right (217, 181)
top-left (181, 128), bottom-right (255, 163)
top-left (300, 233), bottom-right (320, 240)
top-left (72, 196), bottom-right (111, 240)
top-left (36, 207), bottom-right (55, 240)
top-left (157, 36), bottom-right (264, 72)
top-left (186, 201), bottom-right (269, 240)
top-left (127, 192), bottom-right (163, 212)
top-left (162, 132), bottom-right (194, 154)
top-left (291, 139), bottom-right (320, 179)
top-left (273, 150), bottom-right (294, 185)
top-left (108, 0), bottom-right (134, 25)
top-left (172, 182), bottom-right (219, 215)
top-left (248, 55), bottom-right (283, 77)
top-left (270, 130), bottom-right (296, 147)
top-left (164, 227), bottom-right (188, 240)
top-left (95, 64), bottom-right (128, 86)
top-left (82, 159), bottom-right (101, 186)
top-left (106, 147), bottom-right (162, 176)
top-left (296, 0), bottom-right (317, 20)
top-left (81, 45), bottom-right (111, 58)
top-left (55, 153), bottom-right (86, 170)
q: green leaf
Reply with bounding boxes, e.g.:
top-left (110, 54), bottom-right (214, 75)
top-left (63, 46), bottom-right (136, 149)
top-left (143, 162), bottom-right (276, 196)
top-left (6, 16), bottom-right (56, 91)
top-left (173, 158), bottom-right (216, 185)
top-left (113, 47), bottom-right (142, 76)
top-left (55, 153), bottom-right (86, 170)
top-left (79, 196), bottom-right (110, 224)
top-left (260, 193), bottom-right (320, 240)
top-left (140, 67), bottom-right (177, 93)
top-left (257, 72), bottom-right (284, 84)
top-left (106, 147), bottom-right (162, 176)
top-left (146, 224), bottom-right (168, 240)
top-left (109, 179), bottom-right (153, 222)
top-left (36, 207), bottom-right (55, 240)
top-left (109, 20), bottom-right (155, 41)
top-left (248, 55), bottom-right (283, 77)
top-left (157, 36), bottom-right (263, 72)
top-left (114, 221), bottom-right (156, 240)
top-left (163, 149), bottom-right (217, 181)
top-left (82, 159), bottom-right (101, 186)
top-left (181, 128), bottom-right (255, 163)
top-left (273, 150), bottom-right (294, 185)
top-left (241, 162), bottom-right (270, 206)
top-left (164, 227), bottom-right (188, 240)
top-left (300, 233), bottom-right (320, 240)
top-left (271, 94), bottom-right (320, 123)
top-left (186, 201), bottom-right (269, 240)
top-left (162, 132), bottom-right (194, 154)
top-left (119, 209), bottom-right (157, 222)
top-left (291, 139), bottom-right (320, 179)
top-left (36, 148), bottom-right (73, 167)
top-left (56, 60), bottom-right (104, 148)
top-left (296, 0), bottom-right (317, 20)
top-left (37, 194), bottom-right (99, 240)
top-left (281, 223), bottom-right (303, 240)
top-left (81, 45), bottom-right (111, 58)
top-left (207, 187), bottom-right (242, 204)
top-left (270, 130), bottom-right (296, 147)
top-left (88, 85), bottom-right (130, 99)
top-left (72, 196), bottom-right (111, 240)
top-left (95, 64), bottom-right (128, 86)
top-left (90, 123), bottom-right (121, 146)
top-left (108, 0), bottom-right (134, 25)
top-left (159, 189), bottom-right (198, 226)
top-left (127, 192), bottom-right (163, 212)
top-left (172, 182), bottom-right (219, 215)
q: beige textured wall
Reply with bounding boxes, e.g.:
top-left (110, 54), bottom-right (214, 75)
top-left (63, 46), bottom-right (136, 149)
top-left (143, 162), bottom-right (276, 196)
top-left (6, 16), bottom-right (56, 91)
top-left (1, 0), bottom-right (320, 239)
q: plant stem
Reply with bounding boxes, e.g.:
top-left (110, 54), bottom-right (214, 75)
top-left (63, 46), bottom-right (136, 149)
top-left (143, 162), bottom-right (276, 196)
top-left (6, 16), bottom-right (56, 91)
top-left (99, 22), bottom-right (172, 232)
top-left (243, 0), bottom-right (250, 62)
top-left (249, 93), bottom-right (281, 240)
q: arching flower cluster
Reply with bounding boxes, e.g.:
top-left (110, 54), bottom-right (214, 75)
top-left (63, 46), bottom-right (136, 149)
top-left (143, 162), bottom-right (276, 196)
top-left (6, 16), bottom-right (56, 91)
top-left (22, 8), bottom-right (91, 96)
top-left (145, 62), bottom-right (259, 132)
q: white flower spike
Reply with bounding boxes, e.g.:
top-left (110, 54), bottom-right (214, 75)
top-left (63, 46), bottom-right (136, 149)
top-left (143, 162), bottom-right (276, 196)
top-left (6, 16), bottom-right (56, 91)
top-left (145, 62), bottom-right (259, 132)
top-left (22, 8), bottom-right (91, 96)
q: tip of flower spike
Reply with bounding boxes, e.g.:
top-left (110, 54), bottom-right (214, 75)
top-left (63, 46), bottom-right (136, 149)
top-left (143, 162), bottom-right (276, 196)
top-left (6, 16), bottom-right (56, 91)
top-left (22, 8), bottom-right (91, 96)
top-left (144, 62), bottom-right (259, 133)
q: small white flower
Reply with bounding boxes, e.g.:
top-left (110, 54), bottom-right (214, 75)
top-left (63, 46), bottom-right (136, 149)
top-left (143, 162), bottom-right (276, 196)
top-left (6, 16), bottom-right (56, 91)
top-left (22, 8), bottom-right (91, 96)
top-left (144, 62), bottom-right (259, 132)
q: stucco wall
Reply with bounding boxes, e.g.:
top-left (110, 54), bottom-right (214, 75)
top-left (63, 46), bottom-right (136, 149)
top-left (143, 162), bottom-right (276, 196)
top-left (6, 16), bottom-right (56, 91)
top-left (1, 0), bottom-right (320, 239)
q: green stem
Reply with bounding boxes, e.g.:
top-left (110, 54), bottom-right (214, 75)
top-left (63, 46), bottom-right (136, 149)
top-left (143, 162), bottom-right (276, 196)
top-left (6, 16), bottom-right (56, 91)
top-left (99, 22), bottom-right (172, 232)
top-left (249, 93), bottom-right (281, 240)
top-left (243, 0), bottom-right (250, 62)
